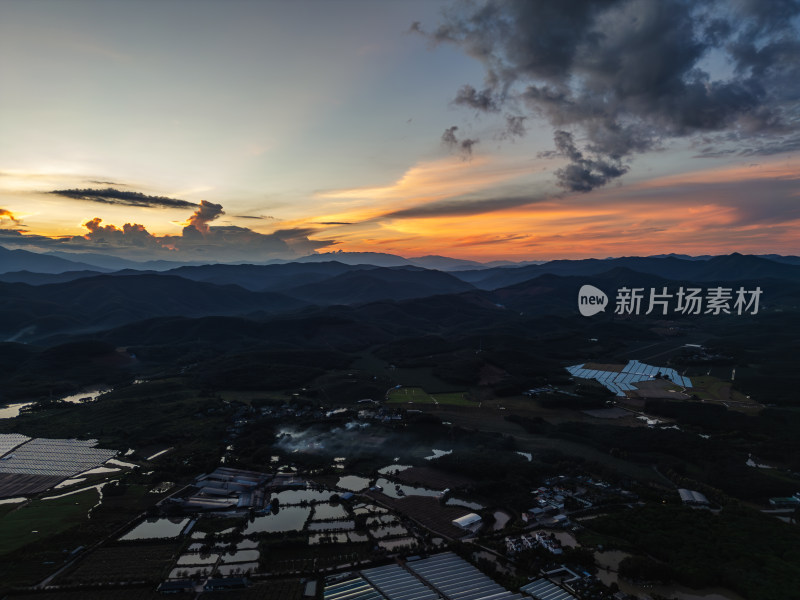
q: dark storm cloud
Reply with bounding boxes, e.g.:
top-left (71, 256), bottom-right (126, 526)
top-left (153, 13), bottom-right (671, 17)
top-left (441, 125), bottom-right (479, 159)
top-left (418, 0), bottom-right (800, 190)
top-left (500, 114), bottom-right (527, 140)
top-left (50, 187), bottom-right (199, 209)
top-left (551, 130), bottom-right (629, 192)
top-left (453, 84), bottom-right (501, 112)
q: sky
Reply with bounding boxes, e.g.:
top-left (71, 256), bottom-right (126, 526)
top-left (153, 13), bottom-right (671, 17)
top-left (1, 0), bottom-right (799, 263)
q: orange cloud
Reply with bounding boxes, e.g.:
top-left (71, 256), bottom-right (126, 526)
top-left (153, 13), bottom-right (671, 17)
top-left (0, 208), bottom-right (20, 224)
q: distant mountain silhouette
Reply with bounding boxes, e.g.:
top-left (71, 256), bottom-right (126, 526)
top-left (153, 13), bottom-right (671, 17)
top-left (284, 266), bottom-right (475, 305)
top-left (452, 253), bottom-right (800, 289)
top-left (0, 246), bottom-right (109, 274)
top-left (0, 274), bottom-right (304, 342)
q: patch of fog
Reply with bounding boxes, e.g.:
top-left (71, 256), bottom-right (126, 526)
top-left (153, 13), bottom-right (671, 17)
top-left (425, 449), bottom-right (452, 460)
top-left (0, 402), bottom-right (34, 419)
top-left (637, 415), bottom-right (662, 426)
top-left (58, 387), bottom-right (112, 404)
top-left (54, 478), bottom-right (86, 489)
top-left (374, 478), bottom-right (441, 499)
top-left (42, 483), bottom-right (105, 501)
top-left (76, 466), bottom-right (120, 476)
top-left (146, 448), bottom-right (172, 461)
top-left (516, 451), bottom-right (532, 461)
top-left (0, 497), bottom-right (27, 505)
top-left (746, 456), bottom-right (773, 469)
top-left (88, 483), bottom-right (109, 518)
top-left (378, 464), bottom-right (412, 475)
top-left (106, 458), bottom-right (138, 469)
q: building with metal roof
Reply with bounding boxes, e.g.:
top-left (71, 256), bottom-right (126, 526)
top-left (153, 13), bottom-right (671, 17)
top-left (565, 360), bottom-right (692, 397)
top-left (361, 563), bottom-right (439, 600)
top-left (519, 578), bottom-right (577, 600)
top-left (678, 488), bottom-right (710, 505)
top-left (407, 552), bottom-right (523, 600)
top-left (324, 576), bottom-right (386, 600)
top-left (452, 513), bottom-right (482, 529)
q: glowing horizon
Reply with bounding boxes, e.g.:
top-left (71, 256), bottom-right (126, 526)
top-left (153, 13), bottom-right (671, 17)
top-left (2, 1), bottom-right (799, 263)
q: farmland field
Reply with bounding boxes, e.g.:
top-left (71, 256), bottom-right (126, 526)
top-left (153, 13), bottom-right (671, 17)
top-left (4, 589), bottom-right (165, 600)
top-left (0, 489), bottom-right (98, 555)
top-left (57, 543), bottom-right (180, 585)
top-left (386, 387), bottom-right (474, 406)
top-left (200, 579), bottom-right (304, 599)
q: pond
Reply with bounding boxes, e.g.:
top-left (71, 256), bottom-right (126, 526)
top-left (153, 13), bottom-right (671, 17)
top-left (312, 503), bottom-right (349, 520)
top-left (57, 387), bottom-right (112, 404)
top-left (243, 506), bottom-right (311, 534)
top-left (177, 553), bottom-right (219, 565)
top-left (366, 514), bottom-right (397, 526)
top-left (0, 402), bottom-right (34, 419)
top-left (446, 498), bottom-right (484, 510)
top-left (272, 489), bottom-right (333, 505)
top-left (120, 517), bottom-right (190, 541)
top-left (378, 464), bottom-right (412, 475)
top-left (307, 520), bottom-right (355, 531)
top-left (492, 510), bottom-right (512, 530)
top-left (336, 475), bottom-right (370, 492)
top-left (424, 449), bottom-right (452, 460)
top-left (378, 537), bottom-right (417, 551)
top-left (221, 549), bottom-right (259, 563)
top-left (353, 503), bottom-right (387, 516)
top-left (217, 562), bottom-right (259, 575)
top-left (169, 566), bottom-right (209, 579)
top-left (374, 478), bottom-right (440, 499)
top-left (369, 524), bottom-right (409, 538)
top-left (309, 532), bottom-right (349, 544)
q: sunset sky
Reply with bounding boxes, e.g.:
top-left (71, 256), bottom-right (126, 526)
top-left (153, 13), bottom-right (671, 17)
top-left (1, 0), bottom-right (799, 263)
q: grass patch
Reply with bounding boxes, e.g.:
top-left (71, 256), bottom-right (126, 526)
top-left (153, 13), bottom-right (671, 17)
top-left (0, 489), bottom-right (97, 555)
top-left (386, 387), bottom-right (473, 406)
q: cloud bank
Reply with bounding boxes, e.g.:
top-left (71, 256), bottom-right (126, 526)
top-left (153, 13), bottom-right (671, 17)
top-left (50, 187), bottom-right (199, 209)
top-left (0, 199), bottom-right (334, 263)
top-left (417, 0), bottom-right (800, 191)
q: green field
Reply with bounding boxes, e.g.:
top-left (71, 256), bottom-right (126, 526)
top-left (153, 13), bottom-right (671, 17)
top-left (386, 386), bottom-right (474, 406)
top-left (0, 489), bottom-right (98, 555)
